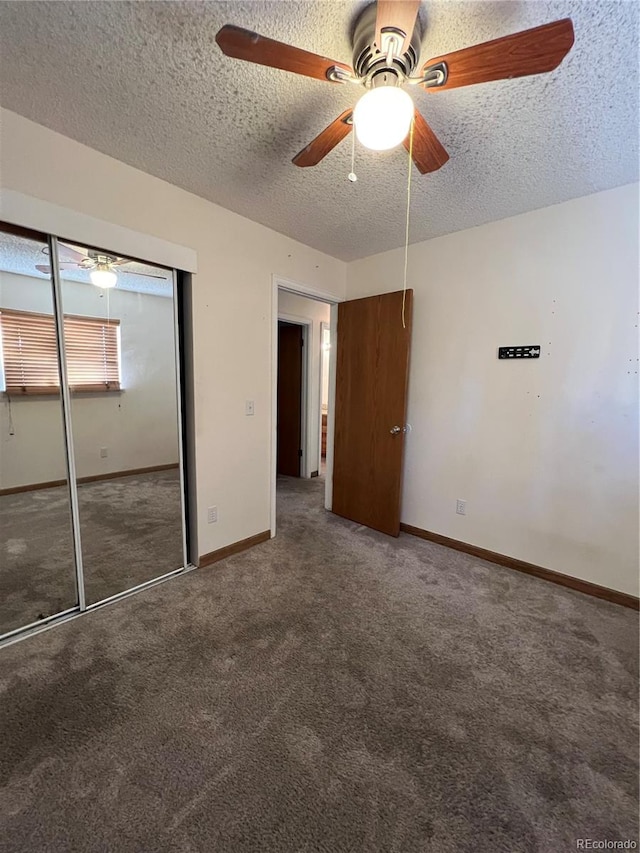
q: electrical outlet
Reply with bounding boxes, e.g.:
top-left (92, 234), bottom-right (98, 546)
top-left (100, 447), bottom-right (108, 458)
top-left (245, 400), bottom-right (255, 416)
top-left (456, 499), bottom-right (466, 516)
top-left (207, 506), bottom-right (218, 524)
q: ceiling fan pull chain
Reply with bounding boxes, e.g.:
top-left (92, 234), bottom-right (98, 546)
top-left (348, 128), bottom-right (357, 183)
top-left (402, 117), bottom-right (414, 330)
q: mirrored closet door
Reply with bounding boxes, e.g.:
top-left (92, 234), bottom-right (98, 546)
top-left (58, 239), bottom-right (185, 604)
top-left (0, 225), bottom-right (78, 636)
top-left (0, 225), bottom-right (187, 642)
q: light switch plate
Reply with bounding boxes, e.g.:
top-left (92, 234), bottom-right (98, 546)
top-left (245, 400), bottom-right (255, 416)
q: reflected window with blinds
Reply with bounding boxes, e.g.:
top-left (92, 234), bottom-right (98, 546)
top-left (0, 309), bottom-right (121, 394)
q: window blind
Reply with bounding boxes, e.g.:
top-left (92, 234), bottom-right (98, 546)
top-left (0, 309), bottom-right (120, 394)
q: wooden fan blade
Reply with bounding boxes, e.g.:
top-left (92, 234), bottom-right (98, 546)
top-left (375, 1), bottom-right (420, 55)
top-left (121, 270), bottom-right (168, 280)
top-left (42, 243), bottom-right (86, 263)
top-left (422, 18), bottom-right (574, 91)
top-left (35, 263), bottom-right (76, 274)
top-left (60, 244), bottom-right (88, 263)
top-left (216, 25), bottom-right (353, 83)
top-left (113, 258), bottom-right (168, 279)
top-left (403, 110), bottom-right (449, 174)
top-left (293, 110), bottom-right (353, 168)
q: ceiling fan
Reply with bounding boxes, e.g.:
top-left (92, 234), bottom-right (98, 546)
top-left (36, 245), bottom-right (167, 289)
top-left (216, 1), bottom-right (574, 173)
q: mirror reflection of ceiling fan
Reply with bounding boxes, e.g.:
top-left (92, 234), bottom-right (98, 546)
top-left (216, 1), bottom-right (574, 172)
top-left (36, 245), bottom-right (167, 289)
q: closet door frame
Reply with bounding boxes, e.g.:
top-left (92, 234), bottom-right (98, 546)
top-left (172, 269), bottom-right (189, 572)
top-left (49, 235), bottom-right (86, 611)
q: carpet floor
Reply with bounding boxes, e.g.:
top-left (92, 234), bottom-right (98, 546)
top-left (0, 476), bottom-right (637, 852)
top-left (0, 469), bottom-right (184, 635)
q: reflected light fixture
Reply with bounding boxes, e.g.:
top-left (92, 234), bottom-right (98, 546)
top-left (353, 85), bottom-right (414, 152)
top-left (90, 263), bottom-right (118, 289)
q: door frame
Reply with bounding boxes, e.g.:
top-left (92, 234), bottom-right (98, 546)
top-left (277, 314), bottom-right (310, 478)
top-left (318, 321), bottom-right (330, 473)
top-left (271, 276), bottom-right (343, 537)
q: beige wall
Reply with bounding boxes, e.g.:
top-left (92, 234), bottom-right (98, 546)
top-left (0, 108), bottom-right (347, 558)
top-left (347, 183), bottom-right (640, 596)
top-left (2, 108), bottom-right (637, 596)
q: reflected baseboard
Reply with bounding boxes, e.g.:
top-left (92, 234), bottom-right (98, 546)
top-left (0, 463), bottom-right (180, 496)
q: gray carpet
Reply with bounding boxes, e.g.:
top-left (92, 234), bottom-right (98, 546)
top-left (0, 475), bottom-right (637, 852)
top-left (0, 469), bottom-right (184, 635)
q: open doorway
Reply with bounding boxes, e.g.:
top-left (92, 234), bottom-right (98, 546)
top-left (273, 281), bottom-right (338, 535)
top-left (272, 278), bottom-right (413, 540)
top-left (319, 322), bottom-right (331, 477)
top-left (277, 291), bottom-right (330, 480)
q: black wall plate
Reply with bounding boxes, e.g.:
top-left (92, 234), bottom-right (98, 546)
top-left (499, 345), bottom-right (540, 359)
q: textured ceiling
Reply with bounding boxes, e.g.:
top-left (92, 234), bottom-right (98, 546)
top-left (0, 232), bottom-right (173, 297)
top-left (0, 1), bottom-right (637, 261)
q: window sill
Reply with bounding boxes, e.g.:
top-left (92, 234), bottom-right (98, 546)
top-left (2, 387), bottom-right (123, 398)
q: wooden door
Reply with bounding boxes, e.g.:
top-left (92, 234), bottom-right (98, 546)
top-left (332, 290), bottom-right (413, 536)
top-left (277, 322), bottom-right (303, 477)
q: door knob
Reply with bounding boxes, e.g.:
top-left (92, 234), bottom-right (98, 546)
top-left (390, 425), bottom-right (404, 435)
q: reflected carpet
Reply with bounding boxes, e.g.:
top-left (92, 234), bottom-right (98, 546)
top-left (0, 468), bottom-right (183, 634)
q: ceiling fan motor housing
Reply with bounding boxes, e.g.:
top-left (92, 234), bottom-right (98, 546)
top-left (352, 3), bottom-right (422, 86)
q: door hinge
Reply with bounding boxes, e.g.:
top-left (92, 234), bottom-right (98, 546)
top-left (299, 449), bottom-right (303, 457)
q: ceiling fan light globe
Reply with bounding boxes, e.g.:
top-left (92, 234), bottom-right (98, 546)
top-left (90, 268), bottom-right (118, 289)
top-left (353, 86), bottom-right (414, 151)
